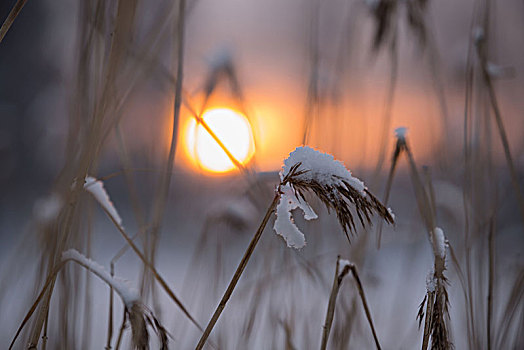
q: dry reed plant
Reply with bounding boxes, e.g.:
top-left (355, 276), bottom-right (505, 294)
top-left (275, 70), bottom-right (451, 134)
top-left (320, 256), bottom-right (381, 350)
top-left (195, 146), bottom-right (393, 349)
top-left (10, 249), bottom-right (168, 350)
top-left (379, 128), bottom-right (452, 349)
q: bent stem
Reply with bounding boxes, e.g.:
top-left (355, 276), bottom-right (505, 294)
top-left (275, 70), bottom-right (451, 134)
top-left (195, 193), bottom-right (280, 350)
top-left (320, 257), bottom-right (381, 350)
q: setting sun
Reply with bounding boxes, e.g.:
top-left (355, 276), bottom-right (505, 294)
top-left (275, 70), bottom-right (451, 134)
top-left (185, 108), bottom-right (255, 173)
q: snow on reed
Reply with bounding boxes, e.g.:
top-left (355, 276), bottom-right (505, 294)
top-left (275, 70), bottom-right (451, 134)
top-left (433, 227), bottom-right (447, 259)
top-left (62, 249), bottom-right (139, 308)
top-left (273, 146), bottom-right (393, 248)
top-left (473, 26), bottom-right (485, 44)
top-left (274, 183), bottom-right (318, 248)
top-left (426, 269), bottom-right (437, 293)
top-left (84, 176), bottom-right (122, 227)
top-left (280, 146), bottom-right (365, 194)
top-left (387, 207), bottom-right (395, 221)
top-left (394, 126), bottom-right (408, 141)
top-left (339, 259), bottom-right (353, 274)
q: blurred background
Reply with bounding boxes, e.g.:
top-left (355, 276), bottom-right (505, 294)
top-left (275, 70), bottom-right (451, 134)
top-left (0, 0), bottom-right (523, 348)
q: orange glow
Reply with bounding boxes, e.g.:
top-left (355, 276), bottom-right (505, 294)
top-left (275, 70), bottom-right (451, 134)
top-left (173, 79), bottom-right (453, 174)
top-left (184, 108), bottom-right (255, 173)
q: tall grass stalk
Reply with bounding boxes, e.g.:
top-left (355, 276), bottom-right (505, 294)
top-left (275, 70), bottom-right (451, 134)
top-left (475, 37), bottom-right (524, 229)
top-left (320, 257), bottom-right (343, 350)
top-left (394, 132), bottom-right (451, 349)
top-left (376, 129), bottom-right (402, 248)
top-left (145, 0), bottom-right (186, 313)
top-left (487, 216), bottom-right (495, 350)
top-left (0, 0), bottom-right (27, 43)
top-left (196, 193), bottom-right (280, 349)
top-left (373, 39), bottom-right (398, 183)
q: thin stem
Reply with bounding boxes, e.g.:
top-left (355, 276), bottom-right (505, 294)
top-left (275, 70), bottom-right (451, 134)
top-left (320, 257), bottom-right (342, 350)
top-left (0, 0), bottom-right (28, 43)
top-left (195, 193), bottom-right (280, 350)
top-left (349, 265), bottom-right (382, 350)
top-left (377, 141), bottom-right (402, 249)
top-left (403, 144), bottom-right (435, 233)
top-left (487, 216), bottom-right (495, 350)
top-left (146, 0), bottom-right (187, 312)
top-left (421, 292), bottom-right (435, 350)
top-left (373, 37), bottom-right (398, 182)
top-left (114, 310), bottom-right (127, 350)
top-left (106, 264), bottom-right (115, 349)
top-left (477, 41), bottom-right (524, 230)
top-left (42, 308), bottom-right (49, 350)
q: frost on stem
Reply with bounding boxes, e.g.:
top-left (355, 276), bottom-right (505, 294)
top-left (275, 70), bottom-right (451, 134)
top-left (338, 259), bottom-right (354, 278)
top-left (274, 146), bottom-right (394, 247)
top-left (62, 249), bottom-right (139, 308)
top-left (394, 126), bottom-right (408, 142)
top-left (84, 176), bottom-right (123, 227)
top-left (473, 26), bottom-right (485, 45)
top-left (426, 269), bottom-right (437, 293)
top-left (387, 207), bottom-right (395, 221)
top-left (419, 227), bottom-right (452, 350)
top-left (61, 249), bottom-right (168, 349)
top-left (432, 227), bottom-right (447, 259)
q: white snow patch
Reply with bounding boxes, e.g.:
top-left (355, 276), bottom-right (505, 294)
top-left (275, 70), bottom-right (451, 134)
top-left (426, 269), bottom-right (437, 293)
top-left (339, 259), bottom-right (353, 270)
top-left (433, 227), bottom-right (447, 258)
top-left (62, 249), bottom-right (139, 308)
top-left (273, 183), bottom-right (318, 249)
top-left (338, 259), bottom-right (354, 278)
top-left (387, 207), bottom-right (395, 221)
top-left (281, 146), bottom-right (366, 194)
top-left (473, 26), bottom-right (484, 44)
top-left (84, 176), bottom-right (122, 227)
top-left (394, 127), bottom-right (408, 141)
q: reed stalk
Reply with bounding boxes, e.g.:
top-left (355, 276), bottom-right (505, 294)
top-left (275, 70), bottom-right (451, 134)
top-left (0, 0), bottom-right (28, 43)
top-left (195, 193), bottom-right (280, 350)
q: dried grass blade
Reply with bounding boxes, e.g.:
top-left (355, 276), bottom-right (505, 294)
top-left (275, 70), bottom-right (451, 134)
top-left (195, 193), bottom-right (280, 350)
top-left (421, 292), bottom-right (435, 350)
top-left (320, 257), bottom-right (343, 350)
top-left (9, 262), bottom-right (66, 350)
top-left (487, 216), bottom-right (495, 350)
top-left (477, 41), bottom-right (524, 230)
top-left (0, 0), bottom-right (28, 43)
top-left (348, 264), bottom-right (382, 350)
top-left (377, 139), bottom-right (403, 249)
